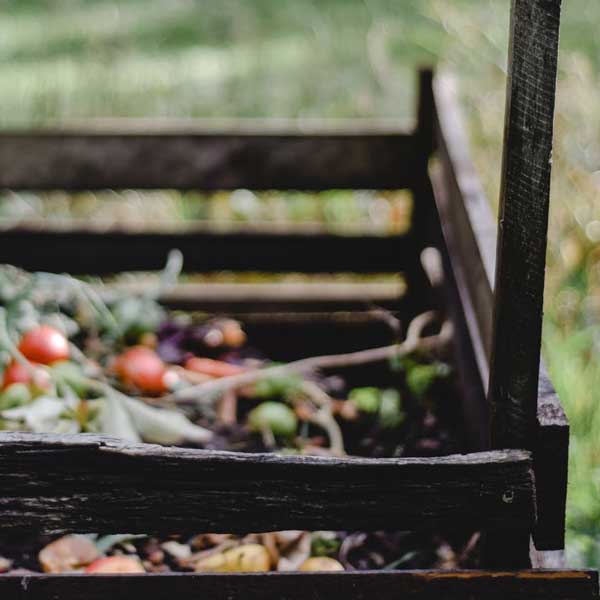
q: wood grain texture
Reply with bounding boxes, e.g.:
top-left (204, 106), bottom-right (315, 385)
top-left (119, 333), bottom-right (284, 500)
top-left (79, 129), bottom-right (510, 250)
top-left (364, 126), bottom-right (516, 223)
top-left (432, 74), bottom-right (496, 390)
top-left (0, 570), bottom-right (597, 600)
top-left (0, 224), bottom-right (415, 274)
top-left (431, 67), bottom-right (567, 553)
top-left (0, 128), bottom-right (416, 191)
top-left (0, 433), bottom-right (534, 536)
top-left (488, 0), bottom-right (562, 450)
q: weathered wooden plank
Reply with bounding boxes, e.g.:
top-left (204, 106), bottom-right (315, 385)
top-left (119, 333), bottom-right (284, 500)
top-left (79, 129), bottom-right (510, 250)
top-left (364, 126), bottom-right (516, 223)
top-left (488, 0), bottom-right (562, 450)
top-left (0, 433), bottom-right (534, 536)
top-left (432, 67), bottom-right (568, 552)
top-left (0, 224), bottom-right (415, 274)
top-left (0, 126), bottom-right (417, 191)
top-left (533, 364), bottom-right (568, 550)
top-left (103, 281), bottom-right (406, 313)
top-left (0, 570), bottom-right (596, 600)
top-left (432, 75), bottom-right (496, 390)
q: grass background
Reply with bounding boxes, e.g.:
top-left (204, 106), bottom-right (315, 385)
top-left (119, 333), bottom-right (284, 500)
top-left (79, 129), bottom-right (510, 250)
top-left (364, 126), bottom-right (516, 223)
top-left (1, 0), bottom-right (600, 567)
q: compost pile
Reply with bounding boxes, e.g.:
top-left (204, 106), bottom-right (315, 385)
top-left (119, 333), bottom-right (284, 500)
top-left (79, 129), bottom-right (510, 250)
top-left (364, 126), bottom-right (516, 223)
top-left (0, 258), bottom-right (477, 575)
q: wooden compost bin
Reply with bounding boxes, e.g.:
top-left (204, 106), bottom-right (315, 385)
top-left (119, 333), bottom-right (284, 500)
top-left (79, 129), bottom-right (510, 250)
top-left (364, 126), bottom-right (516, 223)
top-left (0, 0), bottom-right (598, 598)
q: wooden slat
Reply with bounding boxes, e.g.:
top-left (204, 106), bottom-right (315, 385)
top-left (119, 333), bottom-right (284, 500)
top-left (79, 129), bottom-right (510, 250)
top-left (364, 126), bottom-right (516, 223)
top-left (0, 433), bottom-right (534, 536)
top-left (104, 281), bottom-right (405, 313)
top-left (0, 125), bottom-right (417, 191)
top-left (488, 0), bottom-right (562, 451)
top-left (432, 75), bottom-right (496, 389)
top-left (432, 71), bottom-right (568, 553)
top-left (534, 364), bottom-right (569, 550)
top-left (0, 224), bottom-right (415, 274)
top-left (0, 570), bottom-right (596, 600)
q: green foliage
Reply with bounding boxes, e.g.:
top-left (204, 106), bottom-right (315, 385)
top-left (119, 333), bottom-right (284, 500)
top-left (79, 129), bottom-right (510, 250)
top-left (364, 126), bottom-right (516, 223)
top-left (311, 532), bottom-right (342, 558)
top-left (350, 387), bottom-right (405, 429)
top-left (0, 383), bottom-right (31, 410)
top-left (405, 362), bottom-right (451, 399)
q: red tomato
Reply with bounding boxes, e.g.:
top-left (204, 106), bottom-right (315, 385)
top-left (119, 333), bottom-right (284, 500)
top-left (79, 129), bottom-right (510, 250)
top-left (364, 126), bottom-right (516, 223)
top-left (2, 360), bottom-right (31, 389)
top-left (18, 325), bottom-right (69, 365)
top-left (185, 357), bottom-right (246, 378)
top-left (85, 556), bottom-right (145, 574)
top-left (114, 346), bottom-right (167, 395)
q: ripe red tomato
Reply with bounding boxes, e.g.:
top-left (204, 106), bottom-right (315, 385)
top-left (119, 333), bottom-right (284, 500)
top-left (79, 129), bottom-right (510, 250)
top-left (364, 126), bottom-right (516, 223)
top-left (85, 556), bottom-right (145, 573)
top-left (185, 357), bottom-right (246, 378)
top-left (2, 360), bottom-right (31, 389)
top-left (18, 325), bottom-right (69, 365)
top-left (114, 346), bottom-right (167, 395)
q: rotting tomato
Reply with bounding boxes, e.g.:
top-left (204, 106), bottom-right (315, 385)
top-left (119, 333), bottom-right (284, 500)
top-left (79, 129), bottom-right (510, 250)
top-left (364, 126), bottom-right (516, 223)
top-left (18, 325), bottom-right (70, 365)
top-left (85, 556), bottom-right (145, 574)
top-left (2, 360), bottom-right (31, 389)
top-left (114, 346), bottom-right (167, 395)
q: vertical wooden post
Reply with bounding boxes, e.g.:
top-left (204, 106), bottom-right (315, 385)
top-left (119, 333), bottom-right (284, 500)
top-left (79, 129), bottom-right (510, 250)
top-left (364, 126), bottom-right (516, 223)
top-left (488, 0), bottom-right (562, 451)
top-left (484, 0), bottom-right (562, 569)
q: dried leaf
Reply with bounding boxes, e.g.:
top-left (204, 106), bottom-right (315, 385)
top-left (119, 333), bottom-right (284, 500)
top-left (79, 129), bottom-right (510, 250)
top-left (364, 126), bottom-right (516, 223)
top-left (260, 533), bottom-right (280, 566)
top-left (161, 541), bottom-right (192, 560)
top-left (277, 532), bottom-right (311, 571)
top-left (121, 395), bottom-right (212, 444)
top-left (2, 396), bottom-right (70, 433)
top-left (98, 395), bottom-right (140, 443)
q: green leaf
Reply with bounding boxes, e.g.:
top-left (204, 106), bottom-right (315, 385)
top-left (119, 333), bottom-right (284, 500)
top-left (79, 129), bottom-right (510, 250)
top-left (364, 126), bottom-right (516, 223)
top-left (121, 395), bottom-right (212, 445)
top-left (98, 395), bottom-right (140, 443)
top-left (406, 362), bottom-right (450, 399)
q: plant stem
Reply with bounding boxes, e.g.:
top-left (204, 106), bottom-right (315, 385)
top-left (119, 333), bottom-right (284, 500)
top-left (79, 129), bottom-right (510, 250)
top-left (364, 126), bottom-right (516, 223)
top-left (169, 312), bottom-right (452, 405)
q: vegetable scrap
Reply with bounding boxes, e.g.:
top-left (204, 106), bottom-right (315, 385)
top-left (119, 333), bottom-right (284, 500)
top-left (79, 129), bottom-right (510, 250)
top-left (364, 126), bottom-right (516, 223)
top-left (0, 256), bottom-right (478, 574)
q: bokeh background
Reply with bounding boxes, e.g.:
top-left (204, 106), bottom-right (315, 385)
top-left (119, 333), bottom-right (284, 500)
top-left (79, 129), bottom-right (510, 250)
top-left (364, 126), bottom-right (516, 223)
top-left (1, 0), bottom-right (599, 567)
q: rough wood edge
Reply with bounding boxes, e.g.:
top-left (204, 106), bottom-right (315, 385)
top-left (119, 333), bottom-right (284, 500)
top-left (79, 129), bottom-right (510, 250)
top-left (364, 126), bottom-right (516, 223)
top-left (0, 570), bottom-right (597, 600)
top-left (0, 432), bottom-right (530, 465)
top-left (0, 433), bottom-right (535, 535)
top-left (488, 0), bottom-right (562, 450)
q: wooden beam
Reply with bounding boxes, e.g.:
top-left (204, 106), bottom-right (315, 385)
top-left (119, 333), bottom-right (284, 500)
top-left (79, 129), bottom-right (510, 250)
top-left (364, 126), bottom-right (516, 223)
top-left (488, 0), bottom-right (562, 450)
top-left (533, 363), bottom-right (568, 550)
top-left (0, 570), bottom-right (596, 600)
top-left (431, 67), bottom-right (567, 555)
top-left (104, 281), bottom-right (406, 313)
top-left (0, 224), bottom-right (415, 274)
top-left (0, 433), bottom-right (534, 536)
top-left (0, 124), bottom-right (416, 191)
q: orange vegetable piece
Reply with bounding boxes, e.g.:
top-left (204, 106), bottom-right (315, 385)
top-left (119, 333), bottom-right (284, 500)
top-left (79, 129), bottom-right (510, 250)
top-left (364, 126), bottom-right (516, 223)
top-left (185, 357), bottom-right (246, 379)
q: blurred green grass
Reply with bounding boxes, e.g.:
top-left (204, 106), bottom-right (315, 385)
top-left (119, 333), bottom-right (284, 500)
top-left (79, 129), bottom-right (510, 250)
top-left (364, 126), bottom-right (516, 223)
top-left (1, 0), bottom-right (600, 566)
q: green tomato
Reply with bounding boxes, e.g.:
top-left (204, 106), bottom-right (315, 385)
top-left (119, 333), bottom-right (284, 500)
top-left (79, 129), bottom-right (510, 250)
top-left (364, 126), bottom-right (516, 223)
top-left (349, 387), bottom-right (380, 414)
top-left (248, 401), bottom-right (298, 437)
top-left (0, 383), bottom-right (31, 410)
top-left (51, 361), bottom-right (89, 397)
top-left (378, 389), bottom-right (405, 429)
